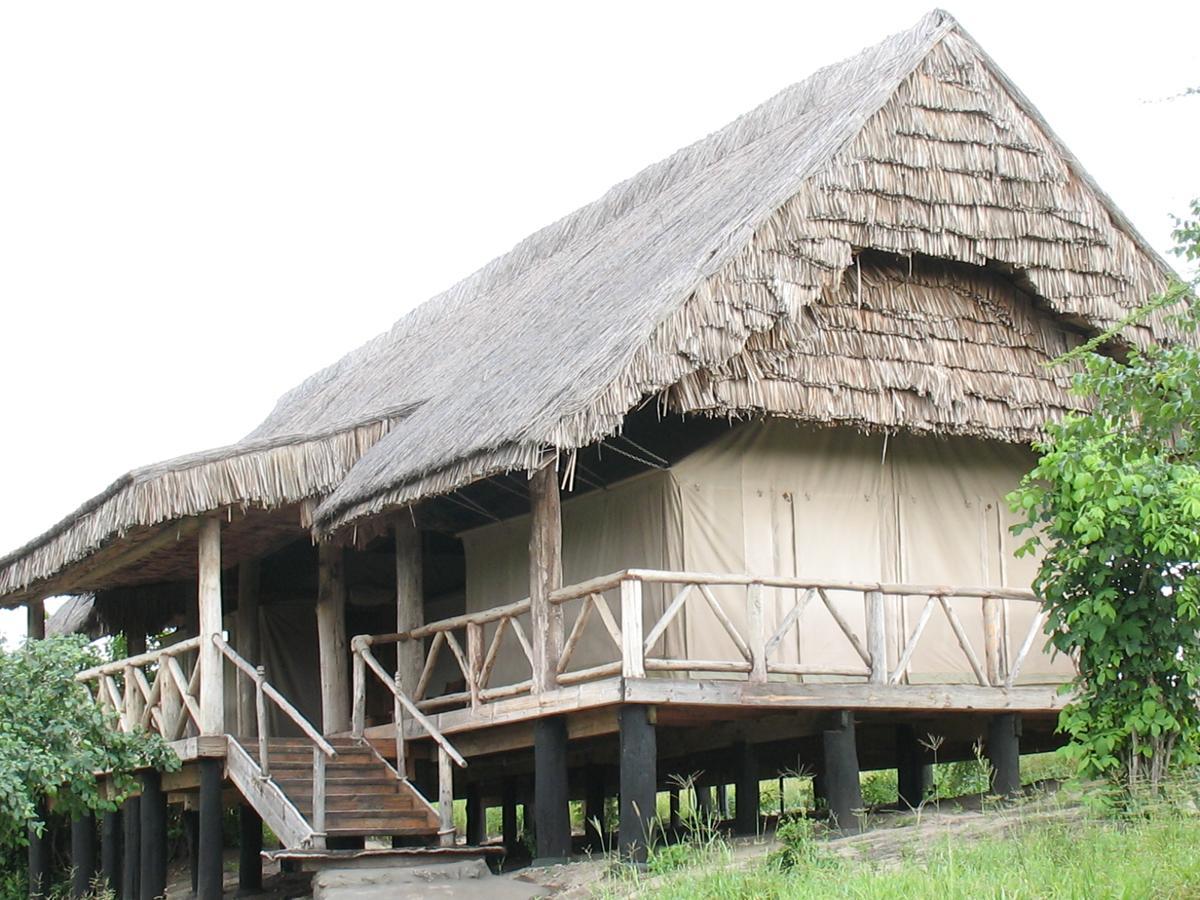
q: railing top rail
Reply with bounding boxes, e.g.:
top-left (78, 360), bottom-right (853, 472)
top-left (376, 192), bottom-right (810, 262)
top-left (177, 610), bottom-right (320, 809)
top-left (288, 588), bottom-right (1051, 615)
top-left (358, 597), bottom-right (532, 646)
top-left (614, 569), bottom-right (1036, 602)
top-left (355, 643), bottom-right (467, 768)
top-left (213, 634), bottom-right (336, 758)
top-left (76, 635), bottom-right (203, 681)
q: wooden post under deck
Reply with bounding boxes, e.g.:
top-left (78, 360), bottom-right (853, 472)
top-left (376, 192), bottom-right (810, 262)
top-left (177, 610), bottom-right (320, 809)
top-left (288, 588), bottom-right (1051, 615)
top-left (395, 519), bottom-right (424, 695)
top-left (26, 599), bottom-right (45, 641)
top-left (529, 462), bottom-right (563, 693)
top-left (197, 518), bottom-right (225, 736)
top-left (317, 543), bottom-right (350, 735)
top-left (236, 560), bottom-right (261, 736)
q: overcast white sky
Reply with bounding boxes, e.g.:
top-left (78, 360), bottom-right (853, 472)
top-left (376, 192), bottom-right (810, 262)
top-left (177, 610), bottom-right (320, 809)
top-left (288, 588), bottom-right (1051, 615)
top-left (1, 1), bottom-right (1196, 641)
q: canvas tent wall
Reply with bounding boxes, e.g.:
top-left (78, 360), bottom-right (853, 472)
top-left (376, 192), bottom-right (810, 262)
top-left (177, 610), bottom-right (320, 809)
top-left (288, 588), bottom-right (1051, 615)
top-left (458, 421), bottom-right (1070, 692)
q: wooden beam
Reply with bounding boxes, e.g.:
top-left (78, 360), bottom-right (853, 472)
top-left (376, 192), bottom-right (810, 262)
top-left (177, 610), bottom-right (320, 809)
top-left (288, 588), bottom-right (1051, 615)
top-left (528, 462), bottom-right (563, 693)
top-left (197, 518), bottom-right (224, 736)
top-left (236, 560), bottom-right (261, 736)
top-left (394, 519), bottom-right (424, 695)
top-left (316, 543), bottom-right (350, 735)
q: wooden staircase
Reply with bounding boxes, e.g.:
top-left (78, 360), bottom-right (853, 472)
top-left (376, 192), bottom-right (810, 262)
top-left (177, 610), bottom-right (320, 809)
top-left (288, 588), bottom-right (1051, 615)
top-left (226, 735), bottom-right (442, 849)
top-left (268, 737), bottom-right (440, 840)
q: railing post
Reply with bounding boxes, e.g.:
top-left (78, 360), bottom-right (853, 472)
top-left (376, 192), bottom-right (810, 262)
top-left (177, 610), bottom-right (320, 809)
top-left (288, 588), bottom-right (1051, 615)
top-left (748, 583), bottom-right (767, 683)
top-left (983, 595), bottom-right (1003, 686)
top-left (352, 647), bottom-right (366, 737)
top-left (866, 590), bottom-right (886, 684)
top-left (438, 746), bottom-right (454, 846)
top-left (255, 666), bottom-right (271, 777)
top-left (312, 747), bottom-right (326, 838)
top-left (466, 623), bottom-right (483, 711)
top-left (394, 669), bottom-right (407, 779)
top-left (621, 578), bottom-right (645, 679)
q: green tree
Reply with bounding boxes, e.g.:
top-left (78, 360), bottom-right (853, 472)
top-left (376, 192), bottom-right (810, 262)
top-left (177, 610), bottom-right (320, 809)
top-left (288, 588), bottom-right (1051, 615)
top-left (0, 635), bottom-right (178, 849)
top-left (1010, 202), bottom-right (1200, 790)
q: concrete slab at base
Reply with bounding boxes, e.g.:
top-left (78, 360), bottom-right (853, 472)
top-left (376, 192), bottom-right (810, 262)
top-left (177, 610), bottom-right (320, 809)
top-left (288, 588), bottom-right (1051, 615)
top-left (311, 857), bottom-right (549, 900)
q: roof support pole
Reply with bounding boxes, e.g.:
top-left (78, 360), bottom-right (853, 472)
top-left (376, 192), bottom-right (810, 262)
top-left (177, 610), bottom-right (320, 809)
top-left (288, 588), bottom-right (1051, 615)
top-left (235, 560), bottom-right (261, 736)
top-left (317, 542), bottom-right (350, 735)
top-left (395, 518), bottom-right (424, 696)
top-left (26, 599), bottom-right (45, 641)
top-left (529, 462), bottom-right (563, 693)
top-left (197, 518), bottom-right (225, 736)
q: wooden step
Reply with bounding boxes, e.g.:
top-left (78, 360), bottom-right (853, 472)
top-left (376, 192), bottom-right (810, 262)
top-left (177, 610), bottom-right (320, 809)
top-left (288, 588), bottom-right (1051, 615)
top-left (291, 794), bottom-right (421, 815)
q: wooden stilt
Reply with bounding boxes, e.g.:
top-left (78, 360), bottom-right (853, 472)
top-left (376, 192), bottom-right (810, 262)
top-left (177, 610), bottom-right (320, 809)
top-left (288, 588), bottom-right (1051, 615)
top-left (26, 599), bottom-right (45, 641)
top-left (197, 759), bottom-right (223, 900)
top-left (695, 784), bottom-right (713, 820)
top-left (100, 809), bottom-right (121, 898)
top-left (734, 741), bottom-right (759, 836)
top-left (28, 802), bottom-right (50, 899)
top-left (529, 463), bottom-right (563, 693)
top-left (239, 804), bottom-right (263, 892)
top-left (70, 813), bottom-right (97, 899)
top-left (583, 764), bottom-right (606, 850)
top-left (822, 711), bottom-right (862, 834)
top-left (533, 715), bottom-right (571, 863)
top-left (121, 795), bottom-right (140, 900)
top-left (465, 783), bottom-right (485, 846)
top-left (198, 519), bottom-right (225, 736)
top-left (236, 560), bottom-right (261, 736)
top-left (395, 520), bottom-right (425, 695)
top-left (182, 810), bottom-right (199, 896)
top-left (618, 705), bottom-right (657, 864)
top-left (987, 714), bottom-right (1021, 798)
top-left (502, 779), bottom-right (520, 854)
top-left (896, 724), bottom-right (929, 809)
top-left (715, 784), bottom-right (728, 818)
top-left (317, 543), bottom-right (350, 735)
top-left (668, 787), bottom-right (681, 835)
top-left (139, 770), bottom-right (167, 900)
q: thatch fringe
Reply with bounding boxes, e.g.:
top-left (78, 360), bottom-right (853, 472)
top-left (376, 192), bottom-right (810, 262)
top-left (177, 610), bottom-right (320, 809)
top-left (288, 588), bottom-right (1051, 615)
top-left (0, 413), bottom-right (411, 597)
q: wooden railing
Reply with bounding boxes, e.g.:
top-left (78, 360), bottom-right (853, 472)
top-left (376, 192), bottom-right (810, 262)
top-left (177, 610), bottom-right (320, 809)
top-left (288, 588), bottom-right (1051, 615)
top-left (349, 635), bottom-right (468, 846)
top-left (373, 569), bottom-right (1058, 714)
top-left (213, 636), bottom-right (337, 838)
top-left (77, 636), bottom-right (205, 742)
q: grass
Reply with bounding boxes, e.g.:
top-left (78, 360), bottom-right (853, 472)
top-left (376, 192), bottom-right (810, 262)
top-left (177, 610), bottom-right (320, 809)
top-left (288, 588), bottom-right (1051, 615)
top-left (623, 812), bottom-right (1200, 898)
top-left (599, 764), bottom-right (1200, 899)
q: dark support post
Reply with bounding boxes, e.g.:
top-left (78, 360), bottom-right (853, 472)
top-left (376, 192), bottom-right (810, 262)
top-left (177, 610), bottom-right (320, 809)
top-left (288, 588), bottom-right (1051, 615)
top-left (183, 810), bottom-right (199, 895)
top-left (239, 804), bottom-right (263, 893)
top-left (734, 741), bottom-right (759, 836)
top-left (987, 714), bottom-right (1022, 798)
top-left (896, 724), bottom-right (929, 809)
top-left (618, 705), bottom-right (657, 864)
top-left (121, 795), bottom-right (140, 900)
top-left (28, 803), bottom-right (50, 899)
top-left (197, 758), bottom-right (223, 900)
top-left (583, 764), bottom-right (606, 850)
top-left (533, 716), bottom-right (571, 863)
top-left (668, 788), bottom-right (681, 835)
top-left (70, 813), bottom-right (97, 898)
top-left (465, 783), bottom-right (485, 846)
top-left (695, 784), bottom-right (713, 820)
top-left (502, 779), bottom-right (519, 853)
top-left (100, 809), bottom-right (121, 897)
top-left (811, 766), bottom-right (826, 808)
top-left (822, 711), bottom-right (862, 834)
top-left (715, 784), bottom-right (728, 818)
top-left (139, 769), bottom-right (167, 900)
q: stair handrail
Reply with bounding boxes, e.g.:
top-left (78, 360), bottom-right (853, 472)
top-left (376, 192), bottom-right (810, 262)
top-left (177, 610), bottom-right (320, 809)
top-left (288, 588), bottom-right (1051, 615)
top-left (350, 635), bottom-right (466, 846)
top-left (213, 634), bottom-right (336, 837)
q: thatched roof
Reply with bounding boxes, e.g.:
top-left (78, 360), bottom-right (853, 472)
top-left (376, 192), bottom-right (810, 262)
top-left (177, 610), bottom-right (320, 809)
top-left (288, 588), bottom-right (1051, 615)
top-left (275, 8), bottom-right (1172, 533)
top-left (0, 9), bottom-right (1177, 603)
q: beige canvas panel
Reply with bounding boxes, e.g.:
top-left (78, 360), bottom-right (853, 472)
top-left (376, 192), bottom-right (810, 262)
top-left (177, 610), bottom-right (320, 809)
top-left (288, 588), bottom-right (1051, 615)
top-left (462, 470), bottom-right (676, 690)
